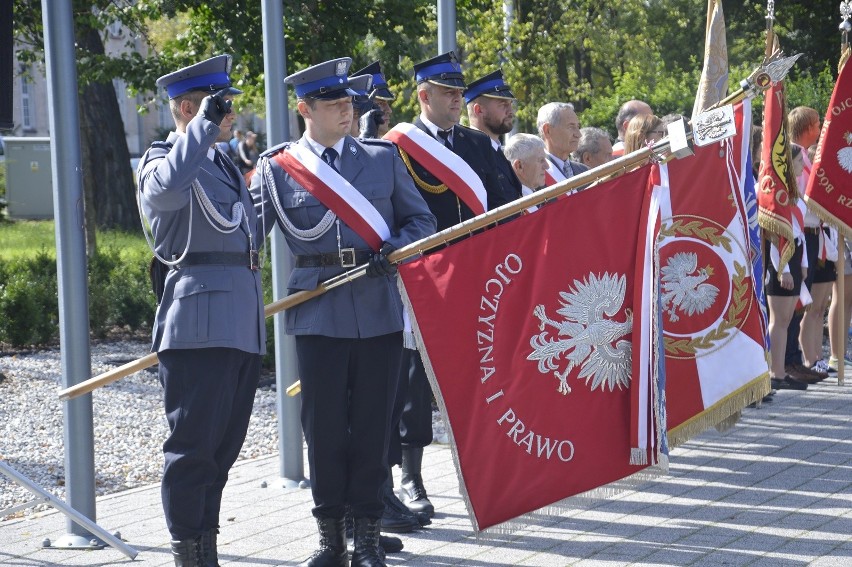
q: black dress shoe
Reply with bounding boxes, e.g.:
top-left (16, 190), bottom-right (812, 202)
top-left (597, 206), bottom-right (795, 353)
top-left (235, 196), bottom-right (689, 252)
top-left (771, 375), bottom-right (808, 390)
top-left (381, 481), bottom-right (425, 531)
top-left (379, 534), bottom-right (403, 553)
top-left (380, 501), bottom-right (420, 533)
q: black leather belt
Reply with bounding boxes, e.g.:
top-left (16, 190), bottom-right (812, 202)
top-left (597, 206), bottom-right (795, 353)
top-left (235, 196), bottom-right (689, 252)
top-left (295, 249), bottom-right (372, 268)
top-left (173, 251), bottom-right (258, 270)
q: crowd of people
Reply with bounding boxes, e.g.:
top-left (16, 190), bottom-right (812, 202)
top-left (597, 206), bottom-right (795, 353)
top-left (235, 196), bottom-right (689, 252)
top-left (760, 105), bottom-right (850, 395)
top-left (136, 51), bottom-right (845, 567)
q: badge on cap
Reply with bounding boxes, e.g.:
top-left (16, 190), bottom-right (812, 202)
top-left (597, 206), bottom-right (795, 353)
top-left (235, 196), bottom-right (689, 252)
top-left (336, 61), bottom-right (347, 76)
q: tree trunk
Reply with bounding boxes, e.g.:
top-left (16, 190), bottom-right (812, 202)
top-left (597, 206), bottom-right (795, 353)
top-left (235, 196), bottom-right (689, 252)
top-left (76, 26), bottom-right (137, 239)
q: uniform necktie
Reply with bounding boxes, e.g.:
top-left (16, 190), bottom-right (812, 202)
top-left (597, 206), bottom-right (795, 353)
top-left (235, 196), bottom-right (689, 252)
top-left (562, 160), bottom-right (574, 178)
top-left (322, 147), bottom-right (339, 172)
top-left (437, 128), bottom-right (453, 150)
top-left (214, 150), bottom-right (230, 176)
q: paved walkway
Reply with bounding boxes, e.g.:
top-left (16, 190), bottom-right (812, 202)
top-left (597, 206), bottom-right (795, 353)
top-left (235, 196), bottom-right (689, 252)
top-left (1, 375), bottom-right (851, 566)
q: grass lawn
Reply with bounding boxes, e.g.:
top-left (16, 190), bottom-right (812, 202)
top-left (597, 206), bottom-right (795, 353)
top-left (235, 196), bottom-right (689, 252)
top-left (0, 219), bottom-right (149, 260)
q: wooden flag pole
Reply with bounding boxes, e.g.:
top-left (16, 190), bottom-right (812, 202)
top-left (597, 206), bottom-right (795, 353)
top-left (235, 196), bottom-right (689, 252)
top-left (58, 58), bottom-right (796, 402)
top-left (836, 1), bottom-right (851, 384)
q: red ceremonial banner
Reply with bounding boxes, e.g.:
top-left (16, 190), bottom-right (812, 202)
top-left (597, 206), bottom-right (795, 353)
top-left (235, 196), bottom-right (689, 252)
top-left (399, 167), bottom-right (657, 532)
top-left (805, 55), bottom-right (852, 237)
top-left (757, 78), bottom-right (798, 273)
top-left (653, 101), bottom-right (770, 443)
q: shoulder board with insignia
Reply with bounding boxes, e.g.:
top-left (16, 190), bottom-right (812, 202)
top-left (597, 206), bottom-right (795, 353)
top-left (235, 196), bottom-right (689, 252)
top-left (138, 140), bottom-right (174, 173)
top-left (150, 140), bottom-right (174, 151)
top-left (357, 138), bottom-right (393, 146)
top-left (260, 141), bottom-right (292, 158)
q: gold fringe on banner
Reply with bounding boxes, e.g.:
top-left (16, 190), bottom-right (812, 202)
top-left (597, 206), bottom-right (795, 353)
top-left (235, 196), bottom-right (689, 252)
top-left (804, 196), bottom-right (852, 241)
top-left (397, 278), bottom-right (481, 532)
top-left (757, 209), bottom-right (796, 276)
top-left (840, 45), bottom-right (850, 74)
top-left (667, 373), bottom-right (770, 448)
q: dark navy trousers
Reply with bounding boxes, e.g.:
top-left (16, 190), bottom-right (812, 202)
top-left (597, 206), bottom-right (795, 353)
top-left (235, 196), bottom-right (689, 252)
top-left (397, 349), bottom-right (434, 450)
top-left (296, 333), bottom-right (401, 520)
top-left (159, 347), bottom-right (260, 540)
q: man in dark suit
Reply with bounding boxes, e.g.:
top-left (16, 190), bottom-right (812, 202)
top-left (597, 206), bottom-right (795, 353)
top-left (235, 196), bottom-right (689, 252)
top-left (389, 51), bottom-right (508, 521)
top-left (137, 54), bottom-right (265, 566)
top-left (250, 57), bottom-right (435, 567)
top-left (465, 69), bottom-right (523, 204)
top-left (537, 102), bottom-right (589, 182)
top-left (398, 51), bottom-right (508, 231)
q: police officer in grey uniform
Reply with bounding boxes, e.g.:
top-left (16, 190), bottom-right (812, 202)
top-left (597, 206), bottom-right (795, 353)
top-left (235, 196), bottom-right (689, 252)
top-left (250, 57), bottom-right (435, 567)
top-left (137, 54), bottom-right (265, 567)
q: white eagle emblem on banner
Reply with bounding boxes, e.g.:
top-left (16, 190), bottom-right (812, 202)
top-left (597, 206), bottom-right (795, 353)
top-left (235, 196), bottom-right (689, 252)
top-left (527, 272), bottom-right (632, 396)
top-left (660, 252), bottom-right (720, 323)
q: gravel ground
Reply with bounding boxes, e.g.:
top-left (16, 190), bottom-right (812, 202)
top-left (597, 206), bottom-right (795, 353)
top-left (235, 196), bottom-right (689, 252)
top-left (0, 341), bottom-right (449, 520)
top-left (0, 340), bottom-right (279, 519)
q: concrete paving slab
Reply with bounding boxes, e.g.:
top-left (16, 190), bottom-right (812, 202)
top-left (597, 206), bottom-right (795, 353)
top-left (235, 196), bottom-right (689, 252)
top-left (2, 375), bottom-right (851, 566)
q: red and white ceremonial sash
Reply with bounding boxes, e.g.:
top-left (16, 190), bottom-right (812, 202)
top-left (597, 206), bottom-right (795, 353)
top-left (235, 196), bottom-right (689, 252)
top-left (543, 159), bottom-right (566, 188)
top-left (272, 143), bottom-right (391, 251)
top-left (384, 123), bottom-right (487, 215)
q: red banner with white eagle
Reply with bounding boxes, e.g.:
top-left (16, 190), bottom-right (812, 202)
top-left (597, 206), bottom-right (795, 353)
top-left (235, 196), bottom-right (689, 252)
top-left (804, 53), bottom-right (852, 237)
top-left (652, 100), bottom-right (770, 444)
top-left (398, 166), bottom-right (659, 532)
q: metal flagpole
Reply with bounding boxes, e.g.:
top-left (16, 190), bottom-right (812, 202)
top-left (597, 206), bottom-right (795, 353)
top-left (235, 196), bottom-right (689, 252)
top-left (260, 0), bottom-right (307, 487)
top-left (57, 56), bottom-right (799, 401)
top-left (438, 0), bottom-right (457, 54)
top-left (41, 0), bottom-right (99, 549)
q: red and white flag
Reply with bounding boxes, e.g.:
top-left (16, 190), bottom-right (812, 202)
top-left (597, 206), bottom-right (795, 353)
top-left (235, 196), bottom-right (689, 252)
top-left (805, 51), bottom-right (852, 237)
top-left (651, 100), bottom-right (770, 443)
top-left (398, 166), bottom-right (659, 532)
top-left (757, 55), bottom-right (798, 274)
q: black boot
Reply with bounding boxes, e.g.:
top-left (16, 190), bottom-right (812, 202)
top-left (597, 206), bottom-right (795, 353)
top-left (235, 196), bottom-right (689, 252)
top-left (400, 447), bottom-right (434, 517)
top-left (300, 517), bottom-right (348, 567)
top-left (170, 537), bottom-right (205, 567)
top-left (347, 505), bottom-right (403, 554)
top-left (201, 528), bottom-right (219, 567)
top-left (351, 518), bottom-right (386, 567)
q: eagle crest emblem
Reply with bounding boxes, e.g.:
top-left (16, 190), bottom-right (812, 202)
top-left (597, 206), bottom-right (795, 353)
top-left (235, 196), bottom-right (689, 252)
top-left (660, 251), bottom-right (720, 323)
top-left (527, 272), bottom-right (632, 396)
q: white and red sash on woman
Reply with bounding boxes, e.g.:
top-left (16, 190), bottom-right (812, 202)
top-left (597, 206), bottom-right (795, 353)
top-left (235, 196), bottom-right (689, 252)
top-left (271, 142), bottom-right (391, 251)
top-left (384, 123), bottom-right (487, 216)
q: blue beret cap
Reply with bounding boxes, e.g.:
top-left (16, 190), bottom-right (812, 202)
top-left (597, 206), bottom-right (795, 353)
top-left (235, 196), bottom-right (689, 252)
top-left (285, 57), bottom-right (358, 100)
top-left (463, 69), bottom-right (515, 104)
top-left (413, 51), bottom-right (465, 89)
top-left (156, 54), bottom-right (242, 99)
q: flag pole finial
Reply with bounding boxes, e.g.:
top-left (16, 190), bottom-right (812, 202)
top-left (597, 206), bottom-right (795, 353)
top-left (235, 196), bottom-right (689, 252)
top-left (840, 1), bottom-right (852, 43)
top-left (766, 0), bottom-right (776, 28)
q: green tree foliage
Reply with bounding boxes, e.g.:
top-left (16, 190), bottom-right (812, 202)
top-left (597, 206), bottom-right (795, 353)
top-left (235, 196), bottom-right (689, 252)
top-left (452, 0), bottom-right (843, 136)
